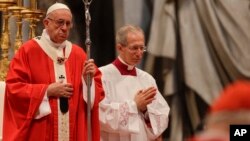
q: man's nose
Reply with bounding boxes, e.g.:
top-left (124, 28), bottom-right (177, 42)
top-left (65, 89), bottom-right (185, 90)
top-left (61, 23), bottom-right (68, 30)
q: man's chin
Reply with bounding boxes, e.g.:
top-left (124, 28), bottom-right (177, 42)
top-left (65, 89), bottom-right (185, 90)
top-left (134, 60), bottom-right (141, 64)
top-left (59, 37), bottom-right (67, 42)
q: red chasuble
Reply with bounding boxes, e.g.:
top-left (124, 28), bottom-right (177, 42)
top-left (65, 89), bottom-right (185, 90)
top-left (3, 39), bottom-right (104, 141)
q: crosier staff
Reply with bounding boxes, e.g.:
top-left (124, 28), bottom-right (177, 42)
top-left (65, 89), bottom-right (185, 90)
top-left (83, 0), bottom-right (93, 141)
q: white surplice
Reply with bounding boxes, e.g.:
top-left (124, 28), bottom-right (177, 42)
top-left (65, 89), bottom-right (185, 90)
top-left (99, 60), bottom-right (170, 141)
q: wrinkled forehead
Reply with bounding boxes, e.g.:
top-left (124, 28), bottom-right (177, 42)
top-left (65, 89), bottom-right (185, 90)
top-left (127, 31), bottom-right (145, 40)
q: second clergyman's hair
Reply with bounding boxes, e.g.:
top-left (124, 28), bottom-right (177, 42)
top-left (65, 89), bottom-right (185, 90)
top-left (116, 24), bottom-right (144, 46)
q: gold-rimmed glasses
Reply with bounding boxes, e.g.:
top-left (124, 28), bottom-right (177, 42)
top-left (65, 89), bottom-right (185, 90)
top-left (47, 18), bottom-right (73, 28)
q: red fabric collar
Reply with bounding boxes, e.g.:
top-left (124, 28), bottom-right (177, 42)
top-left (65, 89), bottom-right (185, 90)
top-left (112, 58), bottom-right (136, 76)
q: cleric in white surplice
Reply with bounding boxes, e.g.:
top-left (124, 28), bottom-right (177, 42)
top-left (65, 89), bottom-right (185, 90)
top-left (99, 25), bottom-right (170, 141)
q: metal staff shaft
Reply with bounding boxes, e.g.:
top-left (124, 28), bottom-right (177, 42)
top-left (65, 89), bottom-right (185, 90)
top-left (83, 0), bottom-right (92, 141)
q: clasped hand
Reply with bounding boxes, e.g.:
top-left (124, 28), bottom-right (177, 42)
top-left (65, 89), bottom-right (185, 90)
top-left (47, 81), bottom-right (73, 98)
top-left (134, 86), bottom-right (157, 112)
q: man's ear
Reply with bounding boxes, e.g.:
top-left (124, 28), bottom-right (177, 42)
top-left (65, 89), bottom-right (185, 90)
top-left (43, 19), bottom-right (49, 27)
top-left (117, 44), bottom-right (123, 52)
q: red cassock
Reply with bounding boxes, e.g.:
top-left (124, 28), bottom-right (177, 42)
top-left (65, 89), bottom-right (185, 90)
top-left (3, 39), bottom-right (104, 141)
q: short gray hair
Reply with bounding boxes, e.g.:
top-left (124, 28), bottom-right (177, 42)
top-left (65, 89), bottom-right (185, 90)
top-left (116, 24), bottom-right (144, 45)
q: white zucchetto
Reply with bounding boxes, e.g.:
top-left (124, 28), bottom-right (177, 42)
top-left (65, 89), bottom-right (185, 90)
top-left (46, 3), bottom-right (70, 16)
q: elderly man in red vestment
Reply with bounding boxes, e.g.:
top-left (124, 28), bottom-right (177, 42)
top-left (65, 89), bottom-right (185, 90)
top-left (2, 2), bottom-right (104, 141)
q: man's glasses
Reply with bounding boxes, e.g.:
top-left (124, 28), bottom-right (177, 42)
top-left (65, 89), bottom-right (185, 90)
top-left (47, 18), bottom-right (72, 28)
top-left (127, 45), bottom-right (147, 53)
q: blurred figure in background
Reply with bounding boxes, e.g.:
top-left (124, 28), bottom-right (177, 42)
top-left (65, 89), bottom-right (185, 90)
top-left (188, 80), bottom-right (250, 141)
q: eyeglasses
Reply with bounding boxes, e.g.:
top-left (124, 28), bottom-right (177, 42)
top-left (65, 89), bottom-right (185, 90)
top-left (47, 18), bottom-right (72, 28)
top-left (127, 45), bottom-right (146, 53)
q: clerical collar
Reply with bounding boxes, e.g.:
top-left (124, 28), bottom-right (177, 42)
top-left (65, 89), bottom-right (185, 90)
top-left (42, 29), bottom-right (66, 49)
top-left (112, 57), bottom-right (136, 76)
